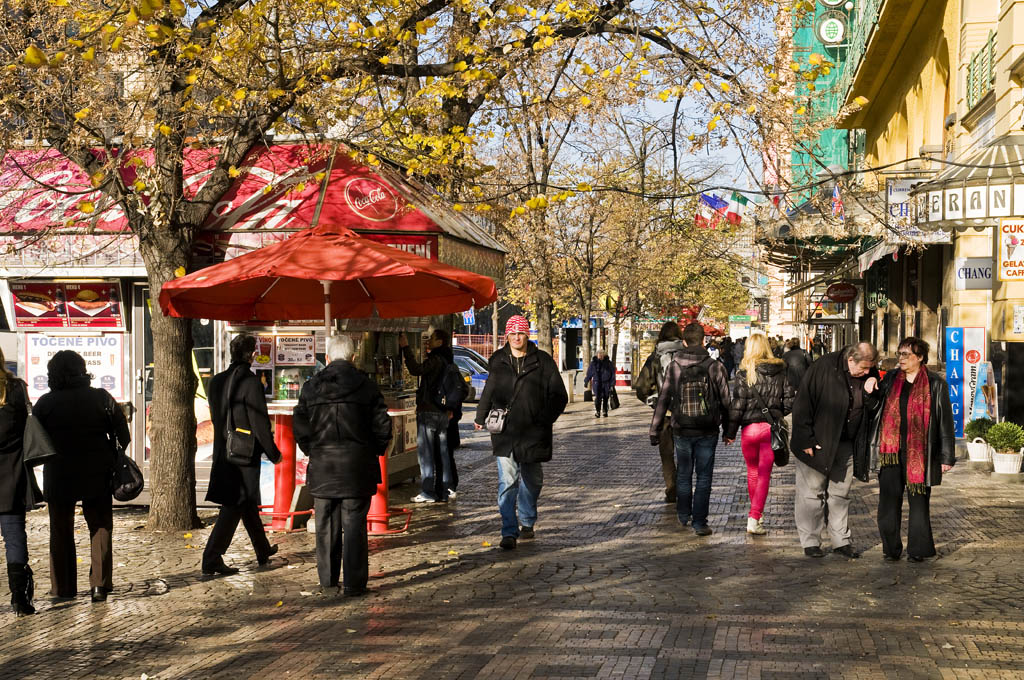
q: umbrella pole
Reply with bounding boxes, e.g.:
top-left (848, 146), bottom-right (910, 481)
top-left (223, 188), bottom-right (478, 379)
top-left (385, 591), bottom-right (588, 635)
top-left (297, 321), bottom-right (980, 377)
top-left (322, 280), bottom-right (332, 336)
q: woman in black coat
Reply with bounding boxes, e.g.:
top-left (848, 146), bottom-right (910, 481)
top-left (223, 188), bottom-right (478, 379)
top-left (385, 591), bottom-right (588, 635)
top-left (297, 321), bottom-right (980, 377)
top-left (583, 350), bottom-right (615, 417)
top-left (201, 334), bottom-right (282, 575)
top-left (34, 350), bottom-right (130, 603)
top-left (871, 337), bottom-right (955, 562)
top-left (0, 348), bottom-right (40, 616)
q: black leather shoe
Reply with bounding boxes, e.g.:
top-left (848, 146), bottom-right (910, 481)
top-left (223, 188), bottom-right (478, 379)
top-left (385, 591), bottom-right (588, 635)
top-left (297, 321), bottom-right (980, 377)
top-left (90, 587), bottom-right (107, 602)
top-left (693, 526), bottom-right (713, 537)
top-left (832, 545), bottom-right (861, 559)
top-left (665, 492), bottom-right (677, 504)
top-left (804, 546), bottom-right (825, 558)
top-left (883, 554), bottom-right (901, 562)
top-left (499, 536), bottom-right (517, 550)
top-left (343, 586), bottom-right (372, 597)
top-left (907, 555), bottom-right (925, 562)
top-left (257, 545), bottom-right (279, 566)
top-left (519, 526), bottom-right (535, 539)
top-left (201, 561), bottom-right (240, 576)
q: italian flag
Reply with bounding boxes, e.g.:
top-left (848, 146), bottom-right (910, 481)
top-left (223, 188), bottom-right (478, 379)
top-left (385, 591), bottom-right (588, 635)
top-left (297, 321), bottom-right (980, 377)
top-left (726, 191), bottom-right (749, 225)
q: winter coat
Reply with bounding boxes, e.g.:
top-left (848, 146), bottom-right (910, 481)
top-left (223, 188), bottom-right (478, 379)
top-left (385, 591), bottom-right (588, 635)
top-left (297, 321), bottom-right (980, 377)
top-left (0, 379), bottom-right (40, 513)
top-left (783, 347), bottom-right (813, 392)
top-left (583, 356), bottom-right (615, 396)
top-left (205, 362), bottom-right (281, 506)
top-left (35, 381), bottom-right (130, 503)
top-left (790, 351), bottom-right (881, 481)
top-left (866, 369), bottom-right (955, 487)
top-left (401, 344), bottom-right (454, 413)
top-left (724, 361), bottom-right (795, 440)
top-left (474, 342), bottom-right (568, 463)
top-left (650, 345), bottom-right (732, 438)
top-left (634, 339), bottom-right (686, 404)
top-left (293, 360), bottom-right (392, 499)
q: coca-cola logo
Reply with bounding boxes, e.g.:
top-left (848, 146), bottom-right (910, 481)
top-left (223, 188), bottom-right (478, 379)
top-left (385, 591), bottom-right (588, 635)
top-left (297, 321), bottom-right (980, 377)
top-left (826, 282), bottom-right (858, 303)
top-left (965, 349), bottom-right (981, 364)
top-left (344, 178), bottom-right (399, 222)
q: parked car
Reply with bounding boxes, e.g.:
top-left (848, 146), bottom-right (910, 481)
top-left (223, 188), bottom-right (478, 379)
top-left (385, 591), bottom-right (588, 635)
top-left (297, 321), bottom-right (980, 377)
top-left (453, 345), bottom-right (490, 369)
top-left (453, 355), bottom-right (487, 402)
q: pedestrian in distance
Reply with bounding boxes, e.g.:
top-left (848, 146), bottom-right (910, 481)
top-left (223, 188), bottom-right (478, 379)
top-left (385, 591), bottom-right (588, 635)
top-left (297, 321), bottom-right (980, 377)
top-left (474, 315), bottom-right (568, 550)
top-left (650, 322), bottom-right (731, 536)
top-left (634, 321), bottom-right (686, 503)
top-left (790, 342), bottom-right (881, 558)
top-left (706, 340), bottom-right (720, 361)
top-left (870, 337), bottom-right (954, 562)
top-left (720, 337), bottom-right (736, 379)
top-left (202, 334), bottom-right (282, 576)
top-left (583, 349), bottom-right (615, 418)
top-left (293, 335), bottom-right (392, 596)
top-left (731, 337), bottom-right (745, 379)
top-left (399, 328), bottom-right (465, 503)
top-left (782, 338), bottom-right (813, 395)
top-left (0, 348), bottom-right (41, 616)
top-left (34, 350), bottom-right (130, 602)
top-left (723, 334), bottom-right (794, 535)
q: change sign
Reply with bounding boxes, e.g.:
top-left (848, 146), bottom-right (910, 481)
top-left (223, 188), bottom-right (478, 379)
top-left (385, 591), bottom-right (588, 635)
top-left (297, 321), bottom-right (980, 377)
top-left (944, 327), bottom-right (986, 437)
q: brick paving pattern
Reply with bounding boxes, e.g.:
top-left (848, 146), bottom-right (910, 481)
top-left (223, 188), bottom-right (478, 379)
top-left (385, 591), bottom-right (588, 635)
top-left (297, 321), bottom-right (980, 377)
top-left (2, 397), bottom-right (1023, 678)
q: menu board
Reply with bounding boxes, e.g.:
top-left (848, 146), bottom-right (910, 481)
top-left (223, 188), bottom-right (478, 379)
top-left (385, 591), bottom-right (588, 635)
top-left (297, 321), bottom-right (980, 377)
top-left (9, 280), bottom-right (125, 330)
top-left (23, 333), bottom-right (126, 401)
top-left (276, 335), bottom-right (316, 366)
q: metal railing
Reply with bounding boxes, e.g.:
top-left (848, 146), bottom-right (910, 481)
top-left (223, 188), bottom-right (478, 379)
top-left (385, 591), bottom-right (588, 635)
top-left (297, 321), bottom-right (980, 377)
top-left (836, 0), bottom-right (884, 103)
top-left (966, 31), bottom-right (997, 110)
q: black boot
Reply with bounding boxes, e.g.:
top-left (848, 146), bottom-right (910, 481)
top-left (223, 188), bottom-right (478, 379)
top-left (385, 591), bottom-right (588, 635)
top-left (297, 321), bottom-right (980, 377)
top-left (7, 564), bottom-right (35, 617)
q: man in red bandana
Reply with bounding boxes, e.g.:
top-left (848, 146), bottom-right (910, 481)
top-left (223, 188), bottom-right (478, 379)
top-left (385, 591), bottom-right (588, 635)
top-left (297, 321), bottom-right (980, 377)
top-left (474, 315), bottom-right (568, 550)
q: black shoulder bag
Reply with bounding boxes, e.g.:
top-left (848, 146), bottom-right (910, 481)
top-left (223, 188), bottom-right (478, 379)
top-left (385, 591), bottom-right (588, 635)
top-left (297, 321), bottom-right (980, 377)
top-left (750, 379), bottom-right (791, 467)
top-left (224, 368), bottom-right (256, 466)
top-left (106, 397), bottom-right (143, 502)
top-left (20, 381), bottom-right (60, 467)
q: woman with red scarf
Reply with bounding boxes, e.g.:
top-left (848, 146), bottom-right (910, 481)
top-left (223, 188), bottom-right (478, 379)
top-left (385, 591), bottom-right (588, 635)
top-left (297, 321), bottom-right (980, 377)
top-left (871, 337), bottom-right (955, 562)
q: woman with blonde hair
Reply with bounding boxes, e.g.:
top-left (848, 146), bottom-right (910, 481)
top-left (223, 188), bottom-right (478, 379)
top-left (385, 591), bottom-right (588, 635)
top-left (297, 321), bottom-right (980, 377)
top-left (724, 334), bottom-right (795, 534)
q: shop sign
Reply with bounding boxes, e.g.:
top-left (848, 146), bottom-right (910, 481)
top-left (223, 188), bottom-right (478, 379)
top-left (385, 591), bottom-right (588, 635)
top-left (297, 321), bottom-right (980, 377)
top-left (825, 282), bottom-right (858, 303)
top-left (954, 258), bottom-right (993, 290)
top-left (997, 218), bottom-right (1024, 280)
top-left (728, 315), bottom-right (752, 322)
top-left (815, 11), bottom-right (847, 45)
top-left (359, 232), bottom-right (439, 260)
top-left (275, 335), bottom-right (315, 366)
top-left (8, 280), bottom-right (125, 330)
top-left (343, 177), bottom-right (401, 222)
top-left (944, 327), bottom-right (985, 437)
top-left (887, 178), bottom-right (951, 244)
top-left (23, 333), bottom-right (126, 401)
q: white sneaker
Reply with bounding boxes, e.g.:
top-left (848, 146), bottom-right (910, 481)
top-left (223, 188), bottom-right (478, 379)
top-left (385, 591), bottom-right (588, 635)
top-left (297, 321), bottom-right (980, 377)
top-left (411, 493), bottom-right (436, 503)
top-left (446, 489), bottom-right (457, 500)
top-left (746, 517), bottom-right (767, 535)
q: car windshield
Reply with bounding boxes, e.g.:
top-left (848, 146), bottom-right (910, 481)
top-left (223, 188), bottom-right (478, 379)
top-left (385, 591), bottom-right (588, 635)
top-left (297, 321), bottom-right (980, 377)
top-left (454, 356), bottom-right (485, 375)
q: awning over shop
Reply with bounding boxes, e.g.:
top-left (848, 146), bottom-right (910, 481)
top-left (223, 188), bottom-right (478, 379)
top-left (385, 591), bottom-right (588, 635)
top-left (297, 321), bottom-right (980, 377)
top-left (913, 134), bottom-right (1024, 227)
top-left (857, 239), bottom-right (899, 275)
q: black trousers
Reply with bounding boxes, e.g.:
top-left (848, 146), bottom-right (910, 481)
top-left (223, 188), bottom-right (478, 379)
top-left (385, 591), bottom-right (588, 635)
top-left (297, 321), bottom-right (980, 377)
top-left (314, 496), bottom-right (371, 589)
top-left (202, 501), bottom-right (272, 568)
top-left (49, 497), bottom-right (113, 596)
top-left (595, 390), bottom-right (610, 414)
top-left (877, 464), bottom-right (935, 559)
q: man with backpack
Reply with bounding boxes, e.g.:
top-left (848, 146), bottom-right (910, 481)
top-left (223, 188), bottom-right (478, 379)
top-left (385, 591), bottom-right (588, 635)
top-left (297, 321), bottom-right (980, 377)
top-left (399, 328), bottom-right (467, 503)
top-left (649, 323), bottom-right (731, 536)
top-left (635, 321), bottom-right (686, 503)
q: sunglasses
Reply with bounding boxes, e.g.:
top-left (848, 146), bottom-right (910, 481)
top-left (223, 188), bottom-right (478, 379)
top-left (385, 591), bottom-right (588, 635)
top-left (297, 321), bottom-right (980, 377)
top-left (897, 351), bottom-right (918, 358)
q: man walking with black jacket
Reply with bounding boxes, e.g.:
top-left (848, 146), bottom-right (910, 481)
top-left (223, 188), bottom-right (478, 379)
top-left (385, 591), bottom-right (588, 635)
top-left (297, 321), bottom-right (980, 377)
top-left (293, 335), bottom-right (392, 596)
top-left (650, 323), bottom-right (731, 536)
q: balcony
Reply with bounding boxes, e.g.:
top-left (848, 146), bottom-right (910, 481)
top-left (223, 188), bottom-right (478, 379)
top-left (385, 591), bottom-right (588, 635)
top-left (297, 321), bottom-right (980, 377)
top-left (966, 31), bottom-right (997, 111)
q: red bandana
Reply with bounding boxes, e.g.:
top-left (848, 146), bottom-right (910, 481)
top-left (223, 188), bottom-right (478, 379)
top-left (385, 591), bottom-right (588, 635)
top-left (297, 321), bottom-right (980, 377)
top-left (879, 370), bottom-right (931, 493)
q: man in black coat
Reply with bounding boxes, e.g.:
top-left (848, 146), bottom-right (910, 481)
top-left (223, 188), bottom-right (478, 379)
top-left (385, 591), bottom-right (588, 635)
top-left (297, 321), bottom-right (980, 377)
top-left (474, 315), bottom-right (568, 550)
top-left (782, 339), bottom-right (813, 393)
top-left (293, 335), bottom-right (392, 596)
top-left (790, 342), bottom-right (881, 559)
top-left (202, 334), bottom-right (282, 575)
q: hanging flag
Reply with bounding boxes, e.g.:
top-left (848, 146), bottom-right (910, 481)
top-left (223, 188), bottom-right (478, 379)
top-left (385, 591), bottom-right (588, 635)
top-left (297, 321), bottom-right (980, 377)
top-left (726, 191), bottom-right (750, 225)
top-left (831, 184), bottom-right (845, 221)
top-left (695, 192), bottom-right (728, 229)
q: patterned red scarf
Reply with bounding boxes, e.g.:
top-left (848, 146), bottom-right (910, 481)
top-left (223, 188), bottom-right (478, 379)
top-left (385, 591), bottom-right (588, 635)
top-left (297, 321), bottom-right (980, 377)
top-left (879, 370), bottom-right (930, 493)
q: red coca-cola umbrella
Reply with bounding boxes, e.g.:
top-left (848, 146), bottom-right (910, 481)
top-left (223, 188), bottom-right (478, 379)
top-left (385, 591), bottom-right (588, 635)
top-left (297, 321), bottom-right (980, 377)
top-left (158, 226), bottom-right (496, 330)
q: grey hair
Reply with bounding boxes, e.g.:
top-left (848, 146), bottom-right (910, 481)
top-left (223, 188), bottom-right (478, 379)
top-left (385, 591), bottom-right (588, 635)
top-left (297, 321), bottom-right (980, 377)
top-left (845, 342), bottom-right (878, 364)
top-left (327, 334), bottom-right (356, 362)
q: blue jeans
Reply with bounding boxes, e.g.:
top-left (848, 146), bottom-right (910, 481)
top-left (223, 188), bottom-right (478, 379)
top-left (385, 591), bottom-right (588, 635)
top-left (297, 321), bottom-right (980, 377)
top-left (496, 456), bottom-right (543, 538)
top-left (674, 434), bottom-right (718, 528)
top-left (0, 512), bottom-right (29, 565)
top-left (416, 411), bottom-right (452, 500)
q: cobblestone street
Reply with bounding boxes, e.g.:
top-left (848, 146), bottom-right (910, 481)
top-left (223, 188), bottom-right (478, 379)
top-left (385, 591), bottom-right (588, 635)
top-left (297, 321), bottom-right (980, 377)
top-left (2, 396), bottom-right (1023, 679)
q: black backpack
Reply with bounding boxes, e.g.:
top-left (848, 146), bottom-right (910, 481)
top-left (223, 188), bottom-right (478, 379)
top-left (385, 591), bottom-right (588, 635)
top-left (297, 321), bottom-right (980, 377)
top-left (431, 360), bottom-right (467, 411)
top-left (671, 358), bottom-right (719, 429)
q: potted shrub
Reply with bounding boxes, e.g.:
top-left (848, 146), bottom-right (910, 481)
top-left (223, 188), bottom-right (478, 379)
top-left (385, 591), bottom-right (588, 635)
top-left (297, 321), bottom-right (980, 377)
top-left (985, 422), bottom-right (1024, 474)
top-left (964, 418), bottom-right (995, 461)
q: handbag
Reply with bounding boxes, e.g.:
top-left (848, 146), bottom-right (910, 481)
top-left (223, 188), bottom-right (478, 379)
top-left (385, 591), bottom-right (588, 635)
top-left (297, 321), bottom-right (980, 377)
top-left (609, 388), bottom-right (620, 410)
top-left (22, 383), bottom-right (60, 466)
top-left (485, 357), bottom-right (526, 434)
top-left (751, 381), bottom-right (791, 467)
top-left (223, 368), bottom-right (255, 466)
top-left (583, 388), bottom-right (593, 402)
top-left (106, 399), bottom-right (143, 502)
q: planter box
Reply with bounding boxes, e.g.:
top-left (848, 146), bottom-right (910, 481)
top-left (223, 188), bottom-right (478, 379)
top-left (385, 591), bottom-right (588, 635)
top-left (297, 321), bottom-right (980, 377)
top-left (966, 438), bottom-right (991, 462)
top-left (992, 450), bottom-right (1024, 474)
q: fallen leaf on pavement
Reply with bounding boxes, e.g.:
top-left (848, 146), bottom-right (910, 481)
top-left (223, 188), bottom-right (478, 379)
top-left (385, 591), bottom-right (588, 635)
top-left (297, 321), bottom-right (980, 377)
top-left (274, 600), bottom-right (283, 607)
top-left (481, 541), bottom-right (491, 547)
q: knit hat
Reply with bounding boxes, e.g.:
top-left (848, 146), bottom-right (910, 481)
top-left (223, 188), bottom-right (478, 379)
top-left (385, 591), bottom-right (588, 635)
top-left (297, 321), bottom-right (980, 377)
top-left (505, 315), bottom-right (530, 335)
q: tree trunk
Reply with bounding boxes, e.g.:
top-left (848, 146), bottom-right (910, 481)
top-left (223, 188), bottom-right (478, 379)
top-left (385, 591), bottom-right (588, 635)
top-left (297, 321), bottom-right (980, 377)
top-left (535, 296), bottom-right (553, 356)
top-left (139, 231), bottom-right (201, 530)
top-left (581, 308), bottom-right (592, 368)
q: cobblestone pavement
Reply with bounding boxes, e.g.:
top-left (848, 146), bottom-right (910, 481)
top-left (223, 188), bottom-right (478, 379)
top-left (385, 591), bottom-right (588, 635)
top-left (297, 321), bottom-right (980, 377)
top-left (2, 396), bottom-right (1024, 679)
